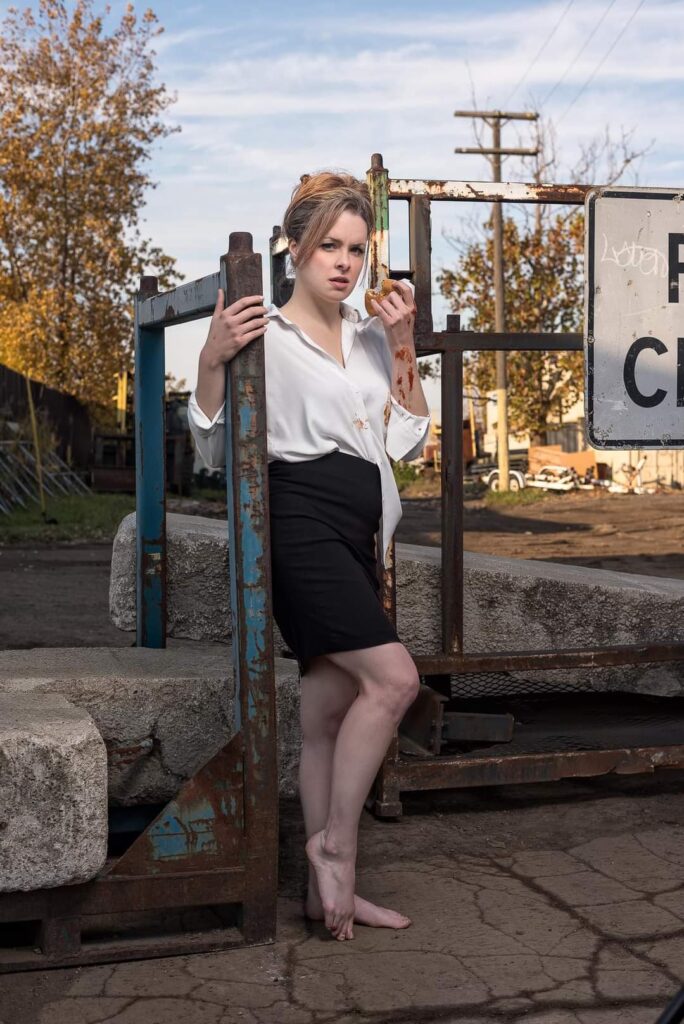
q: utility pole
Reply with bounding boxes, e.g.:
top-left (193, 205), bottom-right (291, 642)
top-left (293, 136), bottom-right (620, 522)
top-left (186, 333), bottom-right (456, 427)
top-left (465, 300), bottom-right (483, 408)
top-left (454, 109), bottom-right (538, 490)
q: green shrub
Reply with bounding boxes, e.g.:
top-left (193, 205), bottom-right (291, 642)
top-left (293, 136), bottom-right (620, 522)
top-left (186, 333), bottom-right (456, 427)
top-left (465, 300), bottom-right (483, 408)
top-left (393, 461), bottom-right (420, 491)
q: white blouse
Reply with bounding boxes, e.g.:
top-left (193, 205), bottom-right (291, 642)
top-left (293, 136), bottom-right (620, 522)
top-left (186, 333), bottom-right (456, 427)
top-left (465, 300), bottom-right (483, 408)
top-left (187, 299), bottom-right (432, 568)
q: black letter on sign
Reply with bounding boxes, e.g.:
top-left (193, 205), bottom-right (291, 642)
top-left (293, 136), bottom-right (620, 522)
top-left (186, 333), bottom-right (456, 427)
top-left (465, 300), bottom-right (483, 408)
top-left (678, 338), bottom-right (684, 407)
top-left (668, 233), bottom-right (684, 303)
top-left (623, 336), bottom-right (668, 408)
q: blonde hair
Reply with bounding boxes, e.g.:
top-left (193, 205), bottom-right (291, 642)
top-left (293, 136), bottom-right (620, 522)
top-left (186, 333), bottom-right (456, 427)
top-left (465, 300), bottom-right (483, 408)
top-left (282, 171), bottom-right (374, 269)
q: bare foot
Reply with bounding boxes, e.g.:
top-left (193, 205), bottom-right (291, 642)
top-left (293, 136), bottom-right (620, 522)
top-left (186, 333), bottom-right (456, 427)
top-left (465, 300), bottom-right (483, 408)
top-left (305, 829), bottom-right (356, 940)
top-left (305, 890), bottom-right (411, 930)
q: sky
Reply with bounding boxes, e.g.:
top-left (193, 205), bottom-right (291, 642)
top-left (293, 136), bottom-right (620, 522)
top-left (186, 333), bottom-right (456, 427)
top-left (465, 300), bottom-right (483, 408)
top-left (5, 0), bottom-right (684, 415)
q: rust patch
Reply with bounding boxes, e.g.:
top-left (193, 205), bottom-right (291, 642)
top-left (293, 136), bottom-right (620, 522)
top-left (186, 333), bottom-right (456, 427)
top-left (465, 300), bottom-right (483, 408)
top-left (389, 178), bottom-right (590, 205)
top-left (108, 739), bottom-right (153, 769)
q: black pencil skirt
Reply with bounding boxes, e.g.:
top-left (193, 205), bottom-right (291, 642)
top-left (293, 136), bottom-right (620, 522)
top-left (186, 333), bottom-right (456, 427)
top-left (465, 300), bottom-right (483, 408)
top-left (268, 450), bottom-right (400, 676)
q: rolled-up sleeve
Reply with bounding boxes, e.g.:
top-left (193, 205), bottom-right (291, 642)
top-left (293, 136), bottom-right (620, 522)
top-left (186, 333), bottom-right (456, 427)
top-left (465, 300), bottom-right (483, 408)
top-left (385, 395), bottom-right (431, 462)
top-left (187, 391), bottom-right (225, 470)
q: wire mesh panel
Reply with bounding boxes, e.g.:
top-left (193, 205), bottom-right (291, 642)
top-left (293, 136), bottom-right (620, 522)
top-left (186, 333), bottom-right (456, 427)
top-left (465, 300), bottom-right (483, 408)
top-left (449, 671), bottom-right (595, 699)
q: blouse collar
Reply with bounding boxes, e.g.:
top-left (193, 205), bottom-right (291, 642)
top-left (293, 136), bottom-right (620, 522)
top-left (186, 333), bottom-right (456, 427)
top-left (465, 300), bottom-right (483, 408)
top-left (266, 301), bottom-right (362, 325)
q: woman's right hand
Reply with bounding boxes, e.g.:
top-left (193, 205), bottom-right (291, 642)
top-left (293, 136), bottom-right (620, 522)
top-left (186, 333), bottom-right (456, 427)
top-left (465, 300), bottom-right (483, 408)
top-left (201, 289), bottom-right (269, 366)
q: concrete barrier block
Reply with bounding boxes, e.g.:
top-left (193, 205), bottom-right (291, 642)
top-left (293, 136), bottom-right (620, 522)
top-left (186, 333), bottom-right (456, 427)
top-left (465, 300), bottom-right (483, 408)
top-left (0, 646), bottom-right (301, 806)
top-left (109, 513), bottom-right (289, 651)
top-left (0, 692), bottom-right (108, 892)
top-left (396, 543), bottom-right (684, 696)
top-left (109, 513), bottom-right (684, 696)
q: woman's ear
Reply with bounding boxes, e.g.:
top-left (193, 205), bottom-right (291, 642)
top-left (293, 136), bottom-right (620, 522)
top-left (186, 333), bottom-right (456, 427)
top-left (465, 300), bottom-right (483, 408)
top-left (289, 241), bottom-right (298, 267)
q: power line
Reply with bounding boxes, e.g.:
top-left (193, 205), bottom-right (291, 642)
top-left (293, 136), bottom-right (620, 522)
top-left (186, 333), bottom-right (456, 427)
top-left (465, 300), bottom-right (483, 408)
top-left (556, 0), bottom-right (647, 123)
top-left (541, 0), bottom-right (619, 107)
top-left (507, 0), bottom-right (575, 105)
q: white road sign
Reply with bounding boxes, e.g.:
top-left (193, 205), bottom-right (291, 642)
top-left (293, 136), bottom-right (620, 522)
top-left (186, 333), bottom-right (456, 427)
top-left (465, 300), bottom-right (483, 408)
top-left (585, 186), bottom-right (684, 449)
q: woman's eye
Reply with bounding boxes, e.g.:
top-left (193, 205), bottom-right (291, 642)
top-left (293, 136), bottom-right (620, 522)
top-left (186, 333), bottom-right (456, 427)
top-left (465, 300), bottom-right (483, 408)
top-left (321, 243), bottom-right (364, 254)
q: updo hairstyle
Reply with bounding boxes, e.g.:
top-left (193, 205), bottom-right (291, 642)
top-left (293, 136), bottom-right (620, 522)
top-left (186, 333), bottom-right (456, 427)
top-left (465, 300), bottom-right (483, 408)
top-left (281, 171), bottom-right (374, 270)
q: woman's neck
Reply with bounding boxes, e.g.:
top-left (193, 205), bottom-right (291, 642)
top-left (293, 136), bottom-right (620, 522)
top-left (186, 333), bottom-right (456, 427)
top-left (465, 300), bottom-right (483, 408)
top-left (280, 282), bottom-right (342, 330)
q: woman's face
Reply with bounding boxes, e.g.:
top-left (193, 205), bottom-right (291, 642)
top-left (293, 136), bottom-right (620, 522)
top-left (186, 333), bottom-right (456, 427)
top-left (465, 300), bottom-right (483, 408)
top-left (291, 209), bottom-right (368, 304)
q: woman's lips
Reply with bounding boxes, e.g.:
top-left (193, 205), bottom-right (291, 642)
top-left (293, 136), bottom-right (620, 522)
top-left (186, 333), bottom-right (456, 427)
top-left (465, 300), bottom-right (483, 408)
top-left (330, 278), bottom-right (349, 287)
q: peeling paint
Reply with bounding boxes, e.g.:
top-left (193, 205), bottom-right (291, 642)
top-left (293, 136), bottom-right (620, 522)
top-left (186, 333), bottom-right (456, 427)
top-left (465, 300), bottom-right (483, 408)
top-left (390, 178), bottom-right (590, 205)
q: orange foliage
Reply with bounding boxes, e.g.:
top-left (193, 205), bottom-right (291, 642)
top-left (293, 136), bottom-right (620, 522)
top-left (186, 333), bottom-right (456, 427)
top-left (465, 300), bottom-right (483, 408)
top-left (0, 0), bottom-right (182, 412)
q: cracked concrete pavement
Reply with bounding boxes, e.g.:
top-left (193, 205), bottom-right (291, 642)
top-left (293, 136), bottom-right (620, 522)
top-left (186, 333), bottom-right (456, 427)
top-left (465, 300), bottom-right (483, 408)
top-left (1, 774), bottom-right (684, 1024)
top-left (2, 542), bottom-right (683, 1022)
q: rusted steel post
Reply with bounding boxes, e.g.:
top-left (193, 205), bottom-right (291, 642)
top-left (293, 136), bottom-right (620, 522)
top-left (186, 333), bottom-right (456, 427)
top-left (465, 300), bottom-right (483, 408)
top-left (367, 154), bottom-right (397, 620)
top-left (220, 232), bottom-right (278, 940)
top-left (409, 195), bottom-right (433, 339)
top-left (367, 153), bottom-right (390, 292)
top-left (269, 225), bottom-right (293, 307)
top-left (134, 274), bottom-right (167, 648)
top-left (442, 314), bottom-right (464, 654)
top-left (367, 153), bottom-right (401, 815)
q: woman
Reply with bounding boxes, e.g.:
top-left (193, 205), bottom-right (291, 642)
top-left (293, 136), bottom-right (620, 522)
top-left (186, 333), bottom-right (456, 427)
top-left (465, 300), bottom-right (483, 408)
top-left (188, 171), bottom-right (431, 943)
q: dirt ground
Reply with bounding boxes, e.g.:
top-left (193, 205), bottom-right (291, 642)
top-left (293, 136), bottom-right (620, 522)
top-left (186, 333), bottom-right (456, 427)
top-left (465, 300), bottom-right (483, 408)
top-left (1, 494), bottom-right (684, 1022)
top-left (175, 489), bottom-right (684, 579)
top-left (1, 491), bottom-right (682, 652)
top-left (399, 491), bottom-right (684, 580)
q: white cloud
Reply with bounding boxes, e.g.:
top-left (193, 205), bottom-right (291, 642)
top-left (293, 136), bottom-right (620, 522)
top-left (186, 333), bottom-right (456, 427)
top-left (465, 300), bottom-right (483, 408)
top-left (140, 0), bottom-right (682, 396)
top-left (151, 26), bottom-right (230, 55)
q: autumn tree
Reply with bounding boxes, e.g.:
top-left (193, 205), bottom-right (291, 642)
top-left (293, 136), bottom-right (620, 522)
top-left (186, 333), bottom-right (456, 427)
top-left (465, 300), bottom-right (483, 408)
top-left (439, 208), bottom-right (584, 444)
top-left (0, 0), bottom-right (181, 411)
top-left (438, 121), bottom-right (647, 443)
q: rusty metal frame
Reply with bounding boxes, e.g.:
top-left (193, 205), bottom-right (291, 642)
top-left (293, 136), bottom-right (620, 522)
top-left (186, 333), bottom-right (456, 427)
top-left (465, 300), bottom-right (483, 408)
top-left (0, 233), bottom-right (278, 970)
top-left (364, 153), bottom-right (684, 816)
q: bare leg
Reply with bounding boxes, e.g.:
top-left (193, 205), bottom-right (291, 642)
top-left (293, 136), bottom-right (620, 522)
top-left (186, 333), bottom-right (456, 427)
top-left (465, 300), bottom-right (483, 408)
top-left (299, 655), bottom-right (412, 931)
top-left (299, 655), bottom-right (358, 845)
top-left (304, 642), bottom-right (420, 940)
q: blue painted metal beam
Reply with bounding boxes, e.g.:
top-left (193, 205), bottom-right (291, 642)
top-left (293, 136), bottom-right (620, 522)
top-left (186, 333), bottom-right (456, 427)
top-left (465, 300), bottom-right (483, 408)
top-left (127, 239), bottom-right (277, 944)
top-left (138, 272), bottom-right (220, 328)
top-left (135, 275), bottom-right (166, 648)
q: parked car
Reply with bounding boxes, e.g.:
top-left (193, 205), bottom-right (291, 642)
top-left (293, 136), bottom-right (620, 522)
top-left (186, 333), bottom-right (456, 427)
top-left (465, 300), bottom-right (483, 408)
top-left (481, 467), bottom-right (527, 492)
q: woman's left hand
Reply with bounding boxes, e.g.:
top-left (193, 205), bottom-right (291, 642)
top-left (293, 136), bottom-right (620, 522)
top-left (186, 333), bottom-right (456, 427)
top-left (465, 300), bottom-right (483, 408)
top-left (370, 281), bottom-right (417, 352)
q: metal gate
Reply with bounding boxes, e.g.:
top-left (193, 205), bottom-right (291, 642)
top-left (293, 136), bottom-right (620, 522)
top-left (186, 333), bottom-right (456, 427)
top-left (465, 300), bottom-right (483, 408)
top-left (0, 232), bottom-right (278, 970)
top-left (273, 154), bottom-right (684, 817)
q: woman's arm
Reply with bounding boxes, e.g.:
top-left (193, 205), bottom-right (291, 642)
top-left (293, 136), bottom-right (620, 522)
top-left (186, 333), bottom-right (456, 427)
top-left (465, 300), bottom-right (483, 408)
top-left (194, 345), bottom-right (227, 422)
top-left (194, 289), bottom-right (269, 419)
top-left (370, 281), bottom-right (431, 462)
top-left (388, 343), bottom-right (429, 418)
top-left (189, 289), bottom-right (269, 468)
top-left (369, 281), bottom-right (429, 417)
